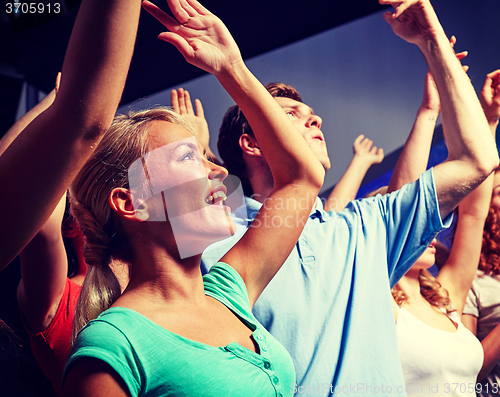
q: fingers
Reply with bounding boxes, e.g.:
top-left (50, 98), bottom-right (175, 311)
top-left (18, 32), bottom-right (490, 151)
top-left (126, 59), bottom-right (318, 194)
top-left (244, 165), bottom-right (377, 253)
top-left (166, 0), bottom-right (192, 24)
top-left (171, 88), bottom-right (197, 116)
top-left (177, 88), bottom-right (188, 114)
top-left (354, 134), bottom-right (365, 147)
top-left (382, 11), bottom-right (398, 28)
top-left (393, 3), bottom-right (412, 19)
top-left (171, 89), bottom-right (180, 113)
top-left (379, 0), bottom-right (412, 19)
top-left (143, 1), bottom-right (175, 27)
top-left (194, 99), bottom-right (204, 118)
top-left (486, 69), bottom-right (500, 85)
top-left (482, 70), bottom-right (500, 100)
top-left (185, 0), bottom-right (210, 15)
top-left (183, 89), bottom-right (194, 114)
top-left (55, 72), bottom-right (61, 94)
top-left (449, 35), bottom-right (457, 48)
top-left (158, 32), bottom-right (194, 60)
top-left (375, 148), bottom-right (385, 163)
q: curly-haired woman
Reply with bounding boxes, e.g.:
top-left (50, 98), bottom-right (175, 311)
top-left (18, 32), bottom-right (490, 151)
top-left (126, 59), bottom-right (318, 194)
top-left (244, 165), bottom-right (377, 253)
top-left (386, 60), bottom-right (500, 395)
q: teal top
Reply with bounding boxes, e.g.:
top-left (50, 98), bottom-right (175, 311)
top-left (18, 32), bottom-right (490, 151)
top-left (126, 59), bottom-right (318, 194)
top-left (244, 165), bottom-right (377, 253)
top-left (63, 263), bottom-right (294, 397)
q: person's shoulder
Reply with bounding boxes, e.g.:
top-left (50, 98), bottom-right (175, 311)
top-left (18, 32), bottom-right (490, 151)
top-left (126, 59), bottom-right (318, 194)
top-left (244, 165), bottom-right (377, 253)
top-left (204, 263), bottom-right (251, 312)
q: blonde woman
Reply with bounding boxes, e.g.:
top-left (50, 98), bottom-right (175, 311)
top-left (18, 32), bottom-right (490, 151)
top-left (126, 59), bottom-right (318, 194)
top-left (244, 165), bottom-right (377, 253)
top-left (61, 1), bottom-right (324, 396)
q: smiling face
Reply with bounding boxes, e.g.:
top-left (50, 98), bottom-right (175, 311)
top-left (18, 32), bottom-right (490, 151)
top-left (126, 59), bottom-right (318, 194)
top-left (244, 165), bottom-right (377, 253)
top-left (129, 120), bottom-right (236, 258)
top-left (274, 96), bottom-right (331, 171)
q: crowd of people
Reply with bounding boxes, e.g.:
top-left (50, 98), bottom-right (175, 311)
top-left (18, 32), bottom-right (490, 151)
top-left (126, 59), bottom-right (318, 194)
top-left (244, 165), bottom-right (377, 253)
top-left (1, 0), bottom-right (500, 396)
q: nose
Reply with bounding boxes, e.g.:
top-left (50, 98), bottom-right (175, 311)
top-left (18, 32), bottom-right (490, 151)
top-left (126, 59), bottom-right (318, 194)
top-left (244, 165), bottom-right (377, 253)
top-left (306, 114), bottom-right (322, 129)
top-left (205, 159), bottom-right (228, 182)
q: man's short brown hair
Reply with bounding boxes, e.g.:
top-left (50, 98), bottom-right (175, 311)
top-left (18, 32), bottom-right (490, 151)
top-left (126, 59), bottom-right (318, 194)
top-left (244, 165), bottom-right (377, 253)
top-left (217, 83), bottom-right (302, 196)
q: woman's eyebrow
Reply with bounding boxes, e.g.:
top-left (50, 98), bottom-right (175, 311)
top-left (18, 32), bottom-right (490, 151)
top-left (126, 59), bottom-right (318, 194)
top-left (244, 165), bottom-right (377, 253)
top-left (174, 141), bottom-right (198, 152)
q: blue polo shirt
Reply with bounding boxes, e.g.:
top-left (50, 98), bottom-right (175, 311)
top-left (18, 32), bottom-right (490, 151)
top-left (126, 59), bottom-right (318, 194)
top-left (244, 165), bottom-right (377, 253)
top-left (201, 168), bottom-right (451, 397)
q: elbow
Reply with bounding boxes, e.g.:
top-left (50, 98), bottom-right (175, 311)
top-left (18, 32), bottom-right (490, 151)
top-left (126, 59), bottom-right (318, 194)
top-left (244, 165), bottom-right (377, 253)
top-left (296, 166), bottom-right (325, 193)
top-left (274, 162), bottom-right (325, 192)
top-left (474, 150), bottom-right (499, 180)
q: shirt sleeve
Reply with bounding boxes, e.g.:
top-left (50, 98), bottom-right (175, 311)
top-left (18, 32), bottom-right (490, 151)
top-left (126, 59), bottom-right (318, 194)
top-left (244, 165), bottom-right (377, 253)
top-left (463, 286), bottom-right (480, 317)
top-left (62, 320), bottom-right (141, 397)
top-left (354, 168), bottom-right (452, 287)
top-left (203, 263), bottom-right (255, 325)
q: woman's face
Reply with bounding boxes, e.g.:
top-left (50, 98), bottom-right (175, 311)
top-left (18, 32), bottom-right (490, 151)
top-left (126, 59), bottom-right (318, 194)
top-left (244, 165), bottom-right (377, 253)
top-left (128, 120), bottom-right (236, 258)
top-left (412, 238), bottom-right (437, 270)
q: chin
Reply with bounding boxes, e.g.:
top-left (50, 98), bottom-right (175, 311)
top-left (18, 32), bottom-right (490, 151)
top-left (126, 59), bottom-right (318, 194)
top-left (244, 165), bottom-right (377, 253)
top-left (169, 206), bottom-right (235, 259)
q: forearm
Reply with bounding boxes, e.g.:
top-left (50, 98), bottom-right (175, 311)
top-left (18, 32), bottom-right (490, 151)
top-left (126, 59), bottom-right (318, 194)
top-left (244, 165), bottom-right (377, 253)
top-left (388, 106), bottom-right (438, 192)
top-left (326, 157), bottom-right (372, 211)
top-left (54, 0), bottom-right (141, 137)
top-left (216, 62), bottom-right (324, 189)
top-left (478, 323), bottom-right (500, 381)
top-left (420, 33), bottom-right (497, 173)
top-left (458, 171), bottom-right (495, 219)
top-left (0, 0), bottom-right (142, 268)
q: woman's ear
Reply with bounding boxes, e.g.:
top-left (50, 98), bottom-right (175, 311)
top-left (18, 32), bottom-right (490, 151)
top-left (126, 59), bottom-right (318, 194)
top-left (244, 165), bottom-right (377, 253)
top-left (239, 133), bottom-right (263, 157)
top-left (109, 188), bottom-right (149, 221)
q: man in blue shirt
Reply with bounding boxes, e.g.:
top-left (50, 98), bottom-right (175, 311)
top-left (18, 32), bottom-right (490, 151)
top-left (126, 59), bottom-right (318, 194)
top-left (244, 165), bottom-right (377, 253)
top-left (203, 1), bottom-right (499, 395)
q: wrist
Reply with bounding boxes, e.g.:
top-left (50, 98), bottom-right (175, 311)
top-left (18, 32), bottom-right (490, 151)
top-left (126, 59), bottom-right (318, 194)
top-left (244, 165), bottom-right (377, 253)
top-left (351, 155), bottom-right (375, 170)
top-left (214, 58), bottom-right (246, 82)
top-left (417, 105), bottom-right (439, 119)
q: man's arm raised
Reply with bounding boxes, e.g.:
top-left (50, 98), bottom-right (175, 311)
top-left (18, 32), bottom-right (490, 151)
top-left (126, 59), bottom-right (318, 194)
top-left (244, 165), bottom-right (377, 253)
top-left (381, 0), bottom-right (499, 219)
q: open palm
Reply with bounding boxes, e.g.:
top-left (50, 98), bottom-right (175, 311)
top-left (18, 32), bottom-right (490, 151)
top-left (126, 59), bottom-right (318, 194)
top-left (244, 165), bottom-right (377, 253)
top-left (143, 0), bottom-right (242, 75)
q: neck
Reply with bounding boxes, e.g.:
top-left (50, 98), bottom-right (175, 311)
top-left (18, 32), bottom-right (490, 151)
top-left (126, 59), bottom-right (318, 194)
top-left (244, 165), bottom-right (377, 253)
top-left (245, 158), bottom-right (274, 203)
top-left (396, 268), bottom-right (425, 306)
top-left (122, 226), bottom-right (206, 304)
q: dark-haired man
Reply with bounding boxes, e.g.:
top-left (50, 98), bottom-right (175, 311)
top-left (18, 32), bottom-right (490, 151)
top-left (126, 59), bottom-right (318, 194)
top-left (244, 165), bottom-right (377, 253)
top-left (202, 1), bottom-right (498, 395)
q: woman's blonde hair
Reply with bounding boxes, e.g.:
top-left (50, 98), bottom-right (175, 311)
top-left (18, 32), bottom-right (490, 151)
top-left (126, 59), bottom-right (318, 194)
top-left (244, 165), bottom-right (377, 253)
top-left (70, 107), bottom-right (193, 341)
top-left (392, 269), bottom-right (454, 313)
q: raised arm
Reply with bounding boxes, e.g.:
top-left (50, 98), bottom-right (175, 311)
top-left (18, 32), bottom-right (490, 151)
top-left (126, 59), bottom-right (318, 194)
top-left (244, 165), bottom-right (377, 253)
top-left (170, 87), bottom-right (220, 164)
top-left (387, 71), bottom-right (440, 192)
top-left (0, 0), bottom-right (142, 270)
top-left (0, 74), bottom-right (59, 157)
top-left (436, 70), bottom-right (500, 315)
top-left (0, 74), bottom-right (70, 333)
top-left (325, 134), bottom-right (383, 211)
top-left (143, 0), bottom-right (324, 306)
top-left (17, 193), bottom-right (69, 333)
top-left (387, 37), bottom-right (467, 193)
top-left (381, 0), bottom-right (498, 219)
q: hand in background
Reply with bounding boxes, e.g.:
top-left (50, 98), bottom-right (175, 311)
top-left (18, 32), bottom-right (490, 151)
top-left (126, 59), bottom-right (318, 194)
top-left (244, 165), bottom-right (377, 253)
top-left (480, 70), bottom-right (500, 128)
top-left (353, 134), bottom-right (384, 167)
top-left (171, 88), bottom-right (209, 148)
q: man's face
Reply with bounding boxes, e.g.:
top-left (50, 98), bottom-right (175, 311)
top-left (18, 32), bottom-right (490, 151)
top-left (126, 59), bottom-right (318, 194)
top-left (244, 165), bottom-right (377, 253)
top-left (274, 97), bottom-right (331, 171)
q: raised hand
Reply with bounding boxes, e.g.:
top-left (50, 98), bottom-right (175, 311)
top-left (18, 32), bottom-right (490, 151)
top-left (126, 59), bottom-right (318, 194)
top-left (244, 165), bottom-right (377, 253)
top-left (353, 134), bottom-right (384, 166)
top-left (142, 0), bottom-right (242, 75)
top-left (379, 0), bottom-right (443, 47)
top-left (171, 88), bottom-right (210, 147)
top-left (480, 70), bottom-right (500, 127)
